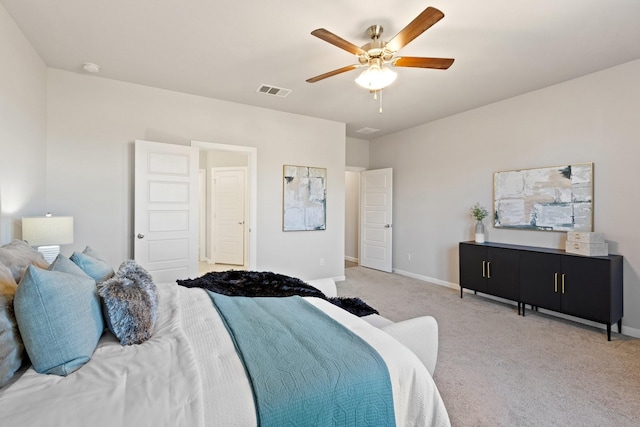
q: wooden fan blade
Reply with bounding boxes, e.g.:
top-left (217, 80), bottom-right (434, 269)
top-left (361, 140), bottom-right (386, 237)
top-left (393, 57), bottom-right (455, 69)
top-left (386, 7), bottom-right (445, 53)
top-left (311, 29), bottom-right (366, 56)
top-left (306, 65), bottom-right (360, 83)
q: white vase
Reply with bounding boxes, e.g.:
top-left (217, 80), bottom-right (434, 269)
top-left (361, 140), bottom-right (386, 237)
top-left (475, 220), bottom-right (485, 243)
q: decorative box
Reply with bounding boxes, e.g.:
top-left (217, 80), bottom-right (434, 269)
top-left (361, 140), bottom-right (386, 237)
top-left (565, 241), bottom-right (609, 257)
top-left (566, 231), bottom-right (605, 244)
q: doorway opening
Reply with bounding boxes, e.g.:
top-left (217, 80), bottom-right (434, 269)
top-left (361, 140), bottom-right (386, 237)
top-left (345, 168), bottom-right (364, 268)
top-left (191, 141), bottom-right (257, 275)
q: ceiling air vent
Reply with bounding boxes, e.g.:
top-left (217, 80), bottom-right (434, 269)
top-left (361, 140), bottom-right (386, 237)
top-left (355, 127), bottom-right (380, 135)
top-left (257, 84), bottom-right (291, 98)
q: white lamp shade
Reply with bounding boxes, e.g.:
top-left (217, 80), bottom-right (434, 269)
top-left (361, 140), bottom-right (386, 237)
top-left (355, 65), bottom-right (397, 91)
top-left (22, 216), bottom-right (74, 246)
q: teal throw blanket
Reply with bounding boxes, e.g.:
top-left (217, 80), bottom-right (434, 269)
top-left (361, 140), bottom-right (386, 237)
top-left (208, 292), bottom-right (396, 426)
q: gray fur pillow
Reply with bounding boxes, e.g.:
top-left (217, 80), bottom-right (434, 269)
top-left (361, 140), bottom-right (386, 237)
top-left (97, 260), bottom-right (158, 345)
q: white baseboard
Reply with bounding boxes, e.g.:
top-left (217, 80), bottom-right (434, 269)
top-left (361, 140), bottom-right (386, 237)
top-left (621, 324), bottom-right (640, 338)
top-left (392, 268), bottom-right (640, 339)
top-left (392, 268), bottom-right (459, 289)
top-left (344, 256), bottom-right (358, 263)
top-left (522, 306), bottom-right (640, 339)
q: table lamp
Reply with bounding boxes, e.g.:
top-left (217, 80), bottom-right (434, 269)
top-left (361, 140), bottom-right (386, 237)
top-left (22, 214), bottom-right (74, 263)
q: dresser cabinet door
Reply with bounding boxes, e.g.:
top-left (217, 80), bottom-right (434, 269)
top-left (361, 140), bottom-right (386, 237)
top-left (520, 251), bottom-right (562, 311)
top-left (459, 243), bottom-right (487, 293)
top-left (560, 256), bottom-right (611, 322)
top-left (460, 243), bottom-right (520, 300)
top-left (486, 248), bottom-right (520, 301)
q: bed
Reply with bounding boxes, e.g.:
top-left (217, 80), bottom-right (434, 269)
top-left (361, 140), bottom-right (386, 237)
top-left (0, 242), bottom-right (450, 426)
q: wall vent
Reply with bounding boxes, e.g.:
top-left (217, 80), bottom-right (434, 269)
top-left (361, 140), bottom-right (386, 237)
top-left (256, 84), bottom-right (292, 98)
top-left (355, 127), bottom-right (380, 135)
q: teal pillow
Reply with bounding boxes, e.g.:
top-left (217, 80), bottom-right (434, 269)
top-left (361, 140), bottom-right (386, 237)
top-left (49, 254), bottom-right (91, 277)
top-left (14, 266), bottom-right (104, 376)
top-left (70, 247), bottom-right (114, 282)
top-left (83, 246), bottom-right (108, 262)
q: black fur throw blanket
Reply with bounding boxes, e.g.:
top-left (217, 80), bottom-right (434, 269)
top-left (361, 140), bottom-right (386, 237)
top-left (177, 270), bottom-right (378, 317)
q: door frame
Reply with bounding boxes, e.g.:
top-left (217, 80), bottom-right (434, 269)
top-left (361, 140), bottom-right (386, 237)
top-left (191, 141), bottom-right (257, 270)
top-left (198, 169), bottom-right (207, 261)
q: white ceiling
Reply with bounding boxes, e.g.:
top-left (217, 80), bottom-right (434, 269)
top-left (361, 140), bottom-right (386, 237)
top-left (3, 0), bottom-right (640, 139)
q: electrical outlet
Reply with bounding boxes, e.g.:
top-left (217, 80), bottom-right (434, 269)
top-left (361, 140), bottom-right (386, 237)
top-left (408, 253), bottom-right (412, 261)
top-left (320, 258), bottom-right (325, 266)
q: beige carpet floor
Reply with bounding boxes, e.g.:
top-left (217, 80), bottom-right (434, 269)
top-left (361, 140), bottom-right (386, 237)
top-left (337, 266), bottom-right (640, 427)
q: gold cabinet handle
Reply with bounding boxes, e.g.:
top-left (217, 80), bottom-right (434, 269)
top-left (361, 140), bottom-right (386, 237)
top-left (482, 261), bottom-right (486, 278)
top-left (562, 274), bottom-right (565, 294)
top-left (487, 261), bottom-right (491, 279)
top-left (554, 272), bottom-right (558, 293)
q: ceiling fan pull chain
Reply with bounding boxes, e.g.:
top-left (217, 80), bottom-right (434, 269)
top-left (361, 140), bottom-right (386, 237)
top-left (379, 89), bottom-right (383, 114)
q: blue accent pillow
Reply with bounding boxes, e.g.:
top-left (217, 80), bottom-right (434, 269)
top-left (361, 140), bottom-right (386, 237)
top-left (97, 260), bottom-right (158, 346)
top-left (70, 246), bottom-right (114, 282)
top-left (49, 253), bottom-right (91, 277)
top-left (14, 266), bottom-right (104, 376)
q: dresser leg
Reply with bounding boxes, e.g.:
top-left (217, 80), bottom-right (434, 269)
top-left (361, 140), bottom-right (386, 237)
top-left (618, 320), bottom-right (622, 334)
top-left (607, 323), bottom-right (611, 341)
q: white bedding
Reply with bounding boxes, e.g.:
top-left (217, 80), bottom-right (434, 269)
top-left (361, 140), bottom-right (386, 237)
top-left (0, 283), bottom-right (450, 426)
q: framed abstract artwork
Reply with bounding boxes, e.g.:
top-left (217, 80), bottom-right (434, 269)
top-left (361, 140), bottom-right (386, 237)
top-left (494, 162), bottom-right (593, 232)
top-left (283, 165), bottom-right (327, 231)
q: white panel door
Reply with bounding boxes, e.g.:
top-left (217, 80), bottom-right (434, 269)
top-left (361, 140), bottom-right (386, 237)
top-left (134, 140), bottom-right (199, 283)
top-left (213, 168), bottom-right (246, 265)
top-left (360, 168), bottom-right (393, 272)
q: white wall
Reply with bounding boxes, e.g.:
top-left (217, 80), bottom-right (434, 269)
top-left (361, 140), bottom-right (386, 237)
top-left (203, 150), bottom-right (248, 168)
top-left (45, 69), bottom-right (346, 281)
top-left (370, 59), bottom-right (640, 334)
top-left (346, 137), bottom-right (369, 168)
top-left (0, 4), bottom-right (47, 243)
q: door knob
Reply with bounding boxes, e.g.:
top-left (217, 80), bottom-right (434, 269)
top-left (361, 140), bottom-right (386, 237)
top-left (137, 233), bottom-right (145, 239)
top-left (384, 224), bottom-right (392, 228)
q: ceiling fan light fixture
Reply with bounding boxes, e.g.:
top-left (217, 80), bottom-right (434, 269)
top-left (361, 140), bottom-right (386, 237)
top-left (355, 63), bottom-right (397, 91)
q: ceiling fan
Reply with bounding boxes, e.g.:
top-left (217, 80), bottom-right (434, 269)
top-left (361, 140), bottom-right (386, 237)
top-left (306, 6), bottom-right (454, 91)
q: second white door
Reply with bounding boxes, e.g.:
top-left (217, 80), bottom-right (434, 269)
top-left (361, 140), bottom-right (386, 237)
top-left (212, 168), bottom-right (246, 265)
top-left (360, 168), bottom-right (393, 272)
